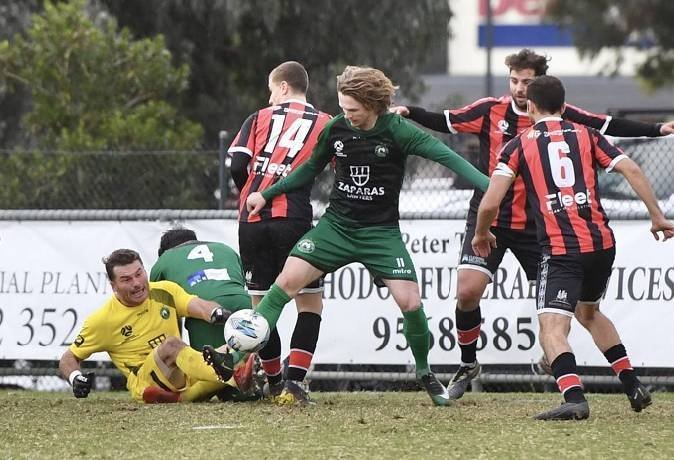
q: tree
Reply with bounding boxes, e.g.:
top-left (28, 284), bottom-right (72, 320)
top-left (0, 0), bottom-right (203, 150)
top-left (545, 0), bottom-right (674, 89)
top-left (100, 0), bottom-right (452, 147)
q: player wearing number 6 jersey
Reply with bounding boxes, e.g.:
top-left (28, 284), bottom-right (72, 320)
top-left (246, 65), bottom-right (490, 407)
top-left (391, 48), bottom-right (674, 400)
top-left (474, 76), bottom-right (674, 420)
top-left (228, 61), bottom-right (331, 404)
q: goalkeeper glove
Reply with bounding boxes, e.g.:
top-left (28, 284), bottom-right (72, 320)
top-left (210, 306), bottom-right (231, 325)
top-left (70, 371), bottom-right (95, 398)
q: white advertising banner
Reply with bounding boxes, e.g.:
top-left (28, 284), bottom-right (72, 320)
top-left (0, 219), bottom-right (671, 367)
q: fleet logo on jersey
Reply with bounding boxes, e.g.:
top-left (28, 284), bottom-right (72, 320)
top-left (334, 140), bottom-right (346, 157)
top-left (297, 238), bottom-right (315, 254)
top-left (252, 156), bottom-right (292, 177)
top-left (160, 306), bottom-right (170, 320)
top-left (545, 190), bottom-right (592, 213)
top-left (497, 119), bottom-right (510, 134)
top-left (121, 325), bottom-right (133, 337)
top-left (350, 165), bottom-right (370, 186)
top-left (374, 144), bottom-right (389, 158)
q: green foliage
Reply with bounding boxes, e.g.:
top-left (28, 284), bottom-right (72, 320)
top-left (545, 0), bottom-right (674, 90)
top-left (0, 0), bottom-right (202, 150)
top-left (101, 0), bottom-right (452, 147)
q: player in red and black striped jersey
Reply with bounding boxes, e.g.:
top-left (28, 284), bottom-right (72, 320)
top-left (391, 49), bottom-right (674, 399)
top-left (228, 61), bottom-right (330, 404)
top-left (474, 76), bottom-right (674, 420)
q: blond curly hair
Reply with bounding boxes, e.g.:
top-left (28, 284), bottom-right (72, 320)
top-left (336, 66), bottom-right (398, 115)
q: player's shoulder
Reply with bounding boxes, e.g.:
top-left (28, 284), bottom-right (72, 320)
top-left (149, 279), bottom-right (184, 295)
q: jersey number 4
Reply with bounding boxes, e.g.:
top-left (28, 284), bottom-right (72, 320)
top-left (263, 114), bottom-right (313, 159)
top-left (187, 244), bottom-right (214, 263)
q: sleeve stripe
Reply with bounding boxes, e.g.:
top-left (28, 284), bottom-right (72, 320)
top-left (227, 146), bottom-right (253, 157)
top-left (605, 153), bottom-right (628, 173)
top-left (599, 115), bottom-right (612, 135)
top-left (443, 110), bottom-right (458, 134)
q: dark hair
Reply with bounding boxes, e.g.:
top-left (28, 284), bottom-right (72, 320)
top-left (270, 61), bottom-right (309, 94)
top-left (158, 228), bottom-right (197, 256)
top-left (505, 49), bottom-right (550, 76)
top-left (527, 75), bottom-right (565, 114)
top-left (103, 249), bottom-right (142, 281)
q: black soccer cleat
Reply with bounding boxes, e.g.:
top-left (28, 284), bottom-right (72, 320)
top-left (419, 372), bottom-right (451, 406)
top-left (628, 383), bottom-right (652, 413)
top-left (202, 345), bottom-right (235, 383)
top-left (534, 401), bottom-right (590, 421)
top-left (276, 380), bottom-right (315, 406)
top-left (447, 362), bottom-right (481, 400)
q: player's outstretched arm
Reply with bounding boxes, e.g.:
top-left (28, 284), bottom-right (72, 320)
top-left (187, 297), bottom-right (231, 324)
top-left (659, 120), bottom-right (674, 135)
top-left (59, 349), bottom-right (94, 398)
top-left (613, 158), bottom-right (674, 241)
top-left (473, 174), bottom-right (512, 256)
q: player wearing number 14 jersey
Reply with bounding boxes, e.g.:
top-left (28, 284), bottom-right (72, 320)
top-left (228, 61), bottom-right (330, 404)
top-left (474, 76), bottom-right (674, 420)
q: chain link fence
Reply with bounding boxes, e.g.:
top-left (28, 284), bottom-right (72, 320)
top-left (1, 134), bottom-right (674, 395)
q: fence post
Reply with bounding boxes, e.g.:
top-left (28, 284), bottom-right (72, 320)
top-left (218, 130), bottom-right (229, 210)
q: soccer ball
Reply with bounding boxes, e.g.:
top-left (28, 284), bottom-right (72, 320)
top-left (223, 309), bottom-right (270, 352)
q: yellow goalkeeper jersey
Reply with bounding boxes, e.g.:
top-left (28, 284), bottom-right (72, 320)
top-left (69, 280), bottom-right (196, 378)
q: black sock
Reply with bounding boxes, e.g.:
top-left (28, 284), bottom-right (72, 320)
top-left (287, 312), bottom-right (321, 382)
top-left (258, 327), bottom-right (283, 386)
top-left (456, 307), bottom-right (481, 365)
top-left (604, 343), bottom-right (639, 394)
top-left (551, 352), bottom-right (586, 404)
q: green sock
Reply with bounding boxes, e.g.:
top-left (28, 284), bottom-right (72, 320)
top-left (255, 283), bottom-right (291, 330)
top-left (402, 306), bottom-right (431, 378)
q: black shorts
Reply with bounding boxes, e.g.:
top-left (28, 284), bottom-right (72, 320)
top-left (536, 247), bottom-right (615, 316)
top-left (239, 218), bottom-right (323, 295)
top-left (459, 212), bottom-right (541, 281)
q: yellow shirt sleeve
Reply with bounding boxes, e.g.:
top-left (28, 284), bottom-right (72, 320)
top-left (68, 306), bottom-right (109, 360)
top-left (148, 280), bottom-right (196, 318)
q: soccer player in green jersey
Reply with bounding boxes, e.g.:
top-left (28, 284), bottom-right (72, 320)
top-left (245, 66), bottom-right (490, 406)
top-left (150, 228), bottom-right (256, 401)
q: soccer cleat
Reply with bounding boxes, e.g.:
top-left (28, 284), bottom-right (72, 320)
top-left (203, 345), bottom-right (235, 383)
top-left (142, 386), bottom-right (181, 404)
top-left (447, 362), bottom-right (481, 400)
top-left (533, 401), bottom-right (590, 421)
top-left (628, 383), bottom-right (652, 412)
top-left (263, 380), bottom-right (285, 401)
top-left (232, 353), bottom-right (256, 394)
top-left (276, 380), bottom-right (315, 406)
top-left (419, 372), bottom-right (450, 406)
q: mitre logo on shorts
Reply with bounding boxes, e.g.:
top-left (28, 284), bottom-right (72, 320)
top-left (297, 238), bottom-right (316, 253)
top-left (350, 165), bottom-right (370, 186)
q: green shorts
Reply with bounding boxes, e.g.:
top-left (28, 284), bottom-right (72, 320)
top-left (185, 292), bottom-right (252, 350)
top-left (289, 216), bottom-right (417, 285)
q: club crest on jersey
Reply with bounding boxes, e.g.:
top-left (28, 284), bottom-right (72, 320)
top-left (497, 119), bottom-right (510, 133)
top-left (350, 165), bottom-right (370, 186)
top-left (297, 238), bottom-right (316, 254)
top-left (374, 144), bottom-right (389, 158)
top-left (334, 140), bottom-right (347, 157)
top-left (160, 306), bottom-right (170, 320)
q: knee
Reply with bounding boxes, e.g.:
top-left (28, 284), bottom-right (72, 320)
top-left (157, 336), bottom-right (185, 364)
top-left (397, 293), bottom-right (422, 312)
top-left (275, 271), bottom-right (301, 297)
top-left (575, 306), bottom-right (597, 327)
top-left (456, 283), bottom-right (484, 310)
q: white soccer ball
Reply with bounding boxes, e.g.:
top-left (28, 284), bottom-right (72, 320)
top-left (223, 309), bottom-right (270, 352)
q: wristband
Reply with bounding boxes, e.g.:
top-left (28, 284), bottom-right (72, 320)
top-left (68, 370), bottom-right (83, 386)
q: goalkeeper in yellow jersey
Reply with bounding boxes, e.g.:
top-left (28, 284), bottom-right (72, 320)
top-left (58, 248), bottom-right (249, 403)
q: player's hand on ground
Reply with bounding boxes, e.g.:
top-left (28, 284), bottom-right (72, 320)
top-left (246, 192), bottom-right (266, 216)
top-left (659, 120), bottom-right (674, 136)
top-left (471, 231), bottom-right (497, 257)
top-left (210, 306), bottom-right (231, 325)
top-left (72, 372), bottom-right (95, 398)
top-left (389, 106), bottom-right (410, 117)
top-left (650, 218), bottom-right (674, 241)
